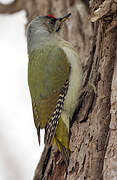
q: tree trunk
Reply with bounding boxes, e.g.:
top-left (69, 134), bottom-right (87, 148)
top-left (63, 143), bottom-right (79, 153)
top-left (0, 0), bottom-right (117, 179)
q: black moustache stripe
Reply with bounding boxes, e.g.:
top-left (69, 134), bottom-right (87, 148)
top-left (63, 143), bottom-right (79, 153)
top-left (56, 26), bottom-right (61, 32)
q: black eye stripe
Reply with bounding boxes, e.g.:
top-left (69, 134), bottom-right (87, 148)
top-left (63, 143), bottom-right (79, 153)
top-left (49, 18), bottom-right (56, 25)
top-left (51, 18), bottom-right (56, 22)
top-left (50, 20), bottom-right (55, 25)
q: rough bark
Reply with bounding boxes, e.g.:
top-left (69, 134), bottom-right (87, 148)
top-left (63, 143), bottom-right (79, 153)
top-left (0, 0), bottom-right (117, 180)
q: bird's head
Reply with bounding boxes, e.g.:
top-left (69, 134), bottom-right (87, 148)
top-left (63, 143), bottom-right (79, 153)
top-left (27, 13), bottom-right (71, 34)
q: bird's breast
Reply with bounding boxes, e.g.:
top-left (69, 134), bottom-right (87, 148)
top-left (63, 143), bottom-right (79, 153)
top-left (61, 46), bottom-right (83, 119)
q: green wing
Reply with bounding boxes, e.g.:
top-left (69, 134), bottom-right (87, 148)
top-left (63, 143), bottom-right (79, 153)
top-left (28, 45), bottom-right (70, 142)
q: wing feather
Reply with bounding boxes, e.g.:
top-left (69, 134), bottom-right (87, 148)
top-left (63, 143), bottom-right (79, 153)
top-left (28, 45), bottom-right (70, 143)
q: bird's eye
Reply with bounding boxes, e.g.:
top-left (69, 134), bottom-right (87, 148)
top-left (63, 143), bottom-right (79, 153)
top-left (49, 19), bottom-right (56, 25)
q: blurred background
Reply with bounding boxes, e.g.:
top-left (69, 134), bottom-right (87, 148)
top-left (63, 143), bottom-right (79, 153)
top-left (0, 1), bottom-right (44, 179)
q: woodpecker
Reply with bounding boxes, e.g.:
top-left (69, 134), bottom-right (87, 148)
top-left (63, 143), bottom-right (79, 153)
top-left (27, 13), bottom-right (82, 166)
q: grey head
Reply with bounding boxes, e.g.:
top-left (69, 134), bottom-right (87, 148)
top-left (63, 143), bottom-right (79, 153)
top-left (27, 13), bottom-right (71, 53)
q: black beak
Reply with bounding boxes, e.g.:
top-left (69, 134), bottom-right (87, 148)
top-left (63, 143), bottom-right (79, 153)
top-left (57, 13), bottom-right (71, 22)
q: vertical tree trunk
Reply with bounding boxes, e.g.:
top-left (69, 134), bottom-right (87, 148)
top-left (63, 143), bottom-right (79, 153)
top-left (0, 0), bottom-right (116, 179)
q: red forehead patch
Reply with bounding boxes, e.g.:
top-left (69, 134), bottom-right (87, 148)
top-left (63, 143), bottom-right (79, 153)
top-left (47, 14), bottom-right (55, 18)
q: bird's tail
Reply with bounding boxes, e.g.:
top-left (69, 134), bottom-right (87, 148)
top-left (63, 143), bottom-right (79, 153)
top-left (54, 136), bottom-right (70, 167)
top-left (53, 116), bottom-right (70, 167)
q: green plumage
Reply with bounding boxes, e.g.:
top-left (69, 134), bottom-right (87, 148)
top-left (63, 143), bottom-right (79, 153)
top-left (27, 14), bottom-right (83, 167)
top-left (28, 45), bottom-right (70, 151)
